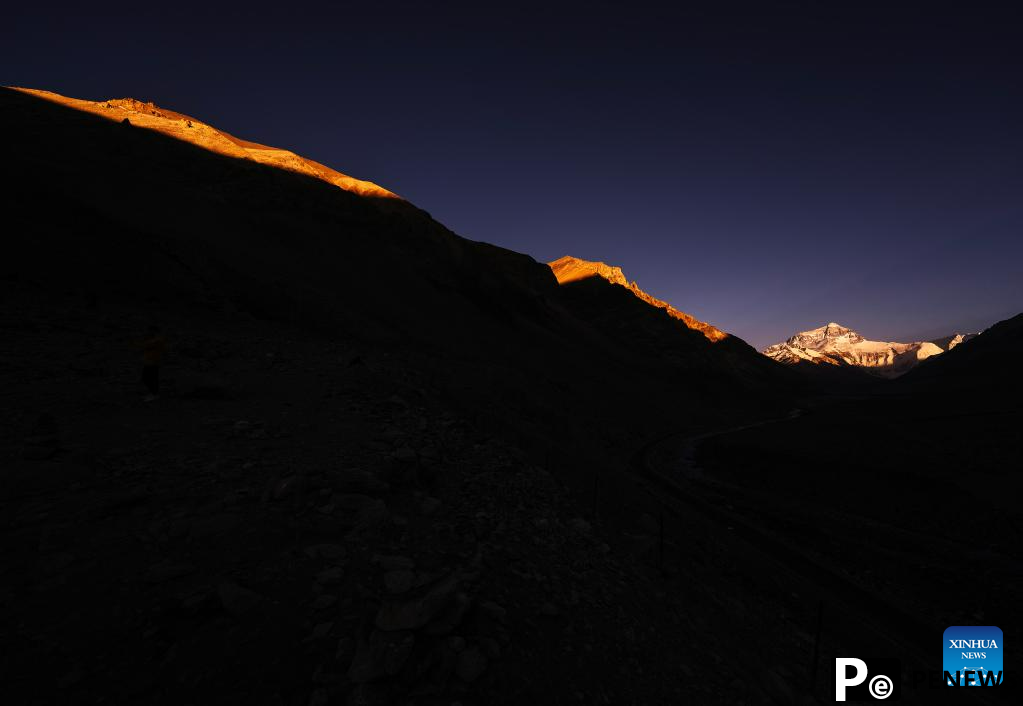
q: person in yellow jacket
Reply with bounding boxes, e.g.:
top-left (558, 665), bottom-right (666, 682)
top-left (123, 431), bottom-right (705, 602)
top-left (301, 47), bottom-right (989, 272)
top-left (137, 325), bottom-right (167, 401)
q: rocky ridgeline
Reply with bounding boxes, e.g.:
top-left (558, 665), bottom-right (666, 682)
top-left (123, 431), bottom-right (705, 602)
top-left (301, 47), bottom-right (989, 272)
top-left (548, 256), bottom-right (729, 342)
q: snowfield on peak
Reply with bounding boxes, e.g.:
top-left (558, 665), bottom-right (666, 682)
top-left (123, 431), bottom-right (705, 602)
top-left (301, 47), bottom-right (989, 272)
top-left (762, 322), bottom-right (971, 378)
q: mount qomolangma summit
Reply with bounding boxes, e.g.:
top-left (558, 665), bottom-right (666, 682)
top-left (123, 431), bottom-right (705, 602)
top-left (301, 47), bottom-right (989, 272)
top-left (762, 322), bottom-right (977, 378)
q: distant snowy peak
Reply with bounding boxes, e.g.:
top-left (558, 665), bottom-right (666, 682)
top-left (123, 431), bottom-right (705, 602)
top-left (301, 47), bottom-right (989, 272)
top-left (785, 322), bottom-right (865, 349)
top-left (930, 332), bottom-right (978, 351)
top-left (762, 323), bottom-right (975, 378)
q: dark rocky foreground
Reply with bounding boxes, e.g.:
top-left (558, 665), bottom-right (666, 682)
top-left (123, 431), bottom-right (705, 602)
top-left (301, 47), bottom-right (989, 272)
top-left (2, 296), bottom-right (822, 706)
top-left (3, 87), bottom-right (1019, 706)
top-left (0, 85), bottom-right (807, 706)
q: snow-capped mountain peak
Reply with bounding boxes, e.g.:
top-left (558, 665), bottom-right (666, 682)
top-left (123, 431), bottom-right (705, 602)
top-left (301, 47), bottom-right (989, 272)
top-left (786, 322), bottom-right (865, 349)
top-left (762, 323), bottom-right (958, 378)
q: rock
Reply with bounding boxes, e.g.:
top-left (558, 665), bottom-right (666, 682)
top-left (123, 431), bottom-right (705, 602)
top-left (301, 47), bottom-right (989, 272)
top-left (480, 637), bottom-right (501, 659)
top-left (347, 630), bottom-right (415, 683)
top-left (333, 469), bottom-right (389, 495)
top-left (24, 412), bottom-right (59, 457)
top-left (455, 647), bottom-right (488, 683)
top-left (347, 683), bottom-right (390, 706)
top-left (372, 555), bottom-right (415, 571)
top-left (392, 446), bottom-right (417, 462)
top-left (351, 499), bottom-right (389, 532)
top-left (218, 580), bottom-right (263, 617)
top-left (35, 552), bottom-right (74, 576)
top-left (23, 444), bottom-right (58, 460)
top-left (383, 570), bottom-right (415, 595)
top-left (478, 600), bottom-right (507, 623)
top-left (420, 496), bottom-right (441, 515)
top-left (56, 665), bottom-right (85, 688)
top-left (334, 495), bottom-right (389, 534)
top-left (271, 476), bottom-right (301, 501)
top-left (335, 636), bottom-right (356, 662)
top-left (569, 517), bottom-right (592, 534)
top-left (387, 395), bottom-right (409, 408)
top-left (376, 426), bottom-right (404, 443)
top-left (539, 601), bottom-right (560, 617)
top-left (305, 544), bottom-right (346, 561)
top-left (306, 622), bottom-right (334, 641)
top-left (179, 371), bottom-right (231, 399)
top-left (759, 668), bottom-right (796, 704)
top-left (316, 567), bottom-right (344, 585)
top-left (179, 589), bottom-right (216, 616)
top-left (335, 493), bottom-right (380, 509)
top-left (375, 571), bottom-right (460, 631)
top-left (144, 562), bottom-right (196, 583)
top-left (310, 594), bottom-right (337, 612)
top-left (187, 512), bottom-right (241, 540)
top-left (424, 590), bottom-right (470, 635)
top-left (340, 350), bottom-right (364, 367)
top-left (638, 513), bottom-right (659, 534)
top-left (189, 370), bottom-right (233, 399)
top-left (26, 411), bottom-right (59, 441)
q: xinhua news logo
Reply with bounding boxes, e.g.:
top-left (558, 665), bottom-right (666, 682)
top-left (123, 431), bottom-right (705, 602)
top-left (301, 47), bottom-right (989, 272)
top-left (835, 658), bottom-right (900, 701)
top-left (944, 625), bottom-right (1003, 686)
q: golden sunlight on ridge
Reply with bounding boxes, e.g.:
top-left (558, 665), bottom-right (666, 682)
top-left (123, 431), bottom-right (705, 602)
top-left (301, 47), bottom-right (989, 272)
top-left (548, 255), bottom-right (729, 342)
top-left (10, 87), bottom-right (401, 200)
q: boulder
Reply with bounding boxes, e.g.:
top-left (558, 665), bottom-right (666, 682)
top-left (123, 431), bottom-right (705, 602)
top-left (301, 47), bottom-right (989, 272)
top-left (375, 571), bottom-right (461, 632)
top-left (217, 580), bottom-right (263, 617)
top-left (347, 630), bottom-right (415, 683)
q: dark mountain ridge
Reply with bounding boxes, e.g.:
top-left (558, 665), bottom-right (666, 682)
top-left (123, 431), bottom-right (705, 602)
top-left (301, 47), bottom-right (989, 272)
top-left (1, 86), bottom-right (795, 450)
top-left (1, 86), bottom-right (808, 705)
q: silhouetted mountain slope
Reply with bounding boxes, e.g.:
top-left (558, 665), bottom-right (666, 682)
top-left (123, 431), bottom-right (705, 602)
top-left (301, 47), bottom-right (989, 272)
top-left (2, 88), bottom-right (544, 345)
top-left (0, 87), bottom-right (796, 458)
top-left (16, 88), bottom-right (401, 199)
top-left (547, 256), bottom-right (794, 391)
top-left (900, 312), bottom-right (1023, 400)
top-left (549, 256), bottom-right (728, 342)
top-left (1, 87), bottom-right (811, 705)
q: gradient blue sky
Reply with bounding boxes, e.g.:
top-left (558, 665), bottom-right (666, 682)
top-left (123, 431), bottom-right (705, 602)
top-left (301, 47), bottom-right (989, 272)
top-left (6, 1), bottom-right (1021, 349)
